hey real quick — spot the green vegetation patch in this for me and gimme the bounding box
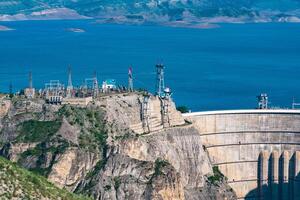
[58,105,109,181]
[207,166,225,185]
[147,158,170,185]
[114,132,137,141]
[104,185,111,191]
[16,120,62,143]
[58,105,86,126]
[0,156,91,200]
[113,176,121,191]
[18,140,70,176]
[58,105,105,127]
[58,105,107,151]
[86,160,106,179]
[154,159,170,176]
[176,105,189,113]
[146,158,171,186]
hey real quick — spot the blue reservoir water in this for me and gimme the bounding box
[0,20,300,111]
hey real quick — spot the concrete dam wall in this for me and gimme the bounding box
[184,110,300,200]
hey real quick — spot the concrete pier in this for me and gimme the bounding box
[258,151,269,200]
[271,151,279,200]
[281,151,290,200]
[294,151,300,200]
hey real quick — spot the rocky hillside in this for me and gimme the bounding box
[0,93,236,200]
[0,156,90,200]
[0,0,300,23]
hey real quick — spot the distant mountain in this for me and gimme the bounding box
[0,0,300,23]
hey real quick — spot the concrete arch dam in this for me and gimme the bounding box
[183,110,300,200]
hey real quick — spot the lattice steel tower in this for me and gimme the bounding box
[93,71,99,98]
[156,63,165,97]
[66,66,73,98]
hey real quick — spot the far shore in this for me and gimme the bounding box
[0,25,14,31]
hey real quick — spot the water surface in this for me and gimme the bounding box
[0,20,300,111]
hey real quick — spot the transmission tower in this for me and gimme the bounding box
[156,63,165,97]
[66,66,73,98]
[93,71,99,98]
[128,67,133,92]
[24,71,35,99]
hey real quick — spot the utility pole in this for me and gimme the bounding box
[155,63,165,97]
[128,66,133,92]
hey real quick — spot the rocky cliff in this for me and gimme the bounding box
[0,93,236,200]
[0,156,90,200]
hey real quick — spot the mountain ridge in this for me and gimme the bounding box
[0,0,300,23]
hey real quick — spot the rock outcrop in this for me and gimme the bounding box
[0,98,11,118]
[96,94,185,135]
[0,93,236,200]
[0,156,89,200]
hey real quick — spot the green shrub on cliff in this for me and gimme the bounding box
[208,166,225,185]
[154,159,170,176]
[176,105,189,113]
[0,156,91,200]
[147,158,171,185]
[16,120,62,143]
[58,105,107,149]
[113,176,121,191]
[18,140,70,176]
[58,105,86,126]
